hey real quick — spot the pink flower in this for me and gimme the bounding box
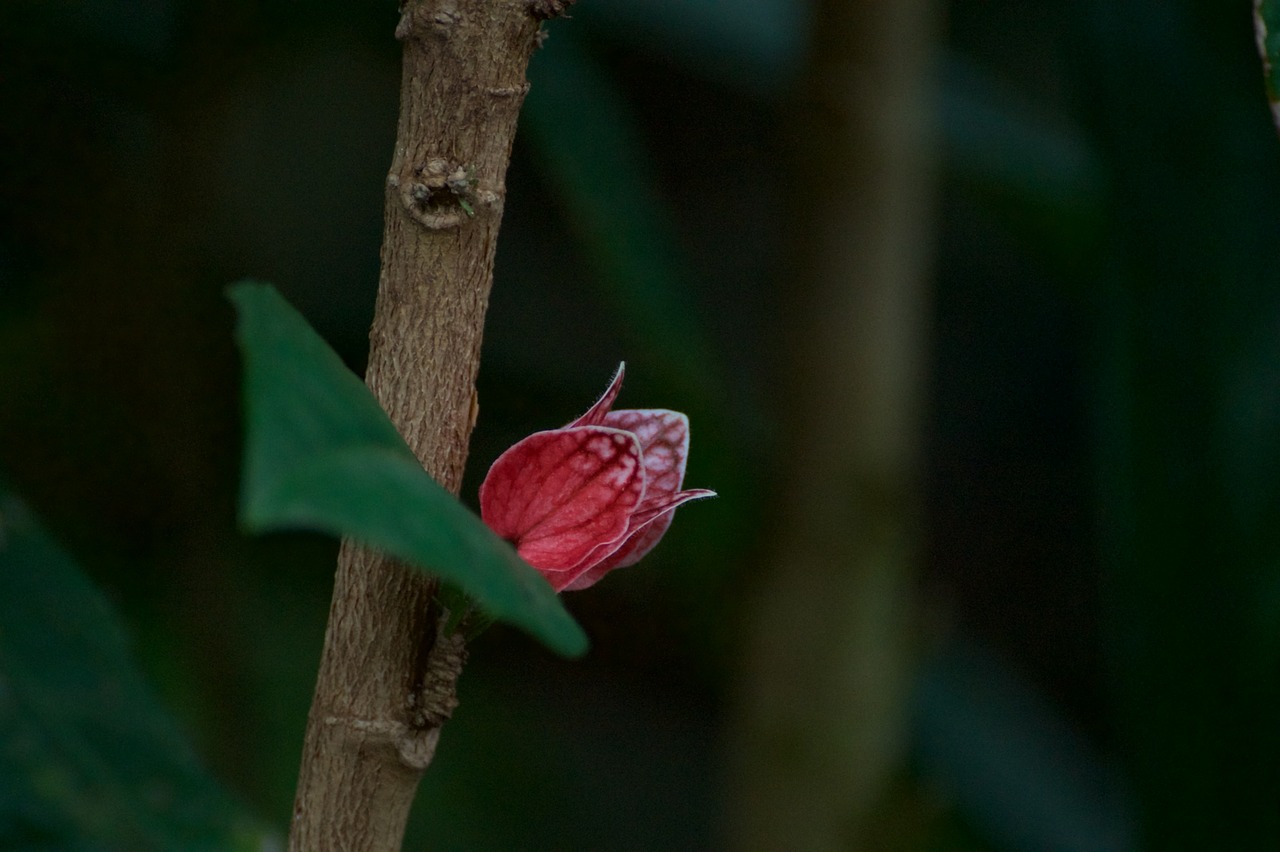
[479,363,715,592]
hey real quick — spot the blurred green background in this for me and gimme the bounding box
[2,0,1279,849]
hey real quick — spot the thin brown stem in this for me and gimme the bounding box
[288,3,552,849]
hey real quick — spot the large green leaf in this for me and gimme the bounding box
[227,281,587,658]
[0,484,270,851]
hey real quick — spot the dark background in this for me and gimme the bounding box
[2,0,1279,848]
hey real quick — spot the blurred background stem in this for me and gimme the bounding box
[730,0,938,848]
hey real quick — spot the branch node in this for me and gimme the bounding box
[528,0,576,21]
[396,1,461,41]
[395,727,442,771]
[396,158,500,230]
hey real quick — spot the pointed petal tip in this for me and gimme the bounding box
[606,361,626,396]
[570,361,628,427]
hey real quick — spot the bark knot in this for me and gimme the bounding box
[394,158,498,230]
[528,0,577,20]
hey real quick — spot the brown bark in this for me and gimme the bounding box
[288,3,554,849]
[730,0,938,849]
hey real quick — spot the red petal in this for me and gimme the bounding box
[602,409,689,508]
[561,488,716,591]
[559,410,711,591]
[479,426,645,576]
[568,362,625,428]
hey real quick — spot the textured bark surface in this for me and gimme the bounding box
[288,3,546,849]
[731,0,938,848]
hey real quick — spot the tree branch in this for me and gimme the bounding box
[730,0,938,848]
[288,2,554,849]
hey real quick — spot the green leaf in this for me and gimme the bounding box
[227,281,587,658]
[0,484,271,851]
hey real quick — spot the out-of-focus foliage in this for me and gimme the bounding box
[1257,0,1280,122]
[230,281,586,656]
[1080,2,1280,845]
[914,643,1134,852]
[0,483,270,851]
